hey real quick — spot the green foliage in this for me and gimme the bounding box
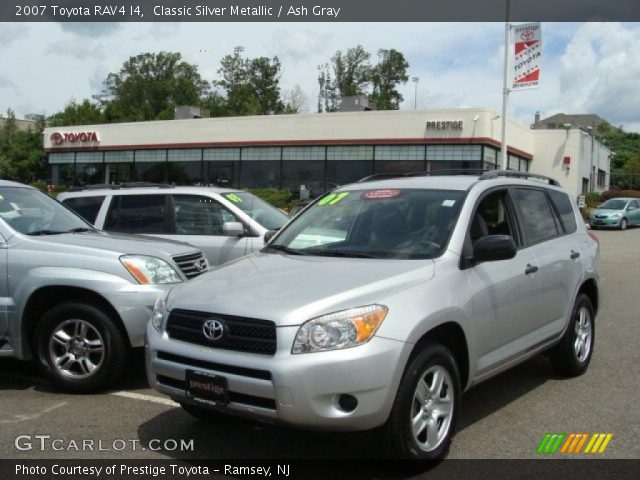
[600,189,640,201]
[0,110,47,183]
[215,47,286,116]
[97,52,210,122]
[48,99,104,127]
[30,181,67,197]
[598,121,640,188]
[584,192,602,208]
[248,188,294,209]
[317,45,409,112]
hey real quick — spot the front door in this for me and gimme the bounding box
[627,200,640,225]
[466,189,541,375]
[0,233,8,339]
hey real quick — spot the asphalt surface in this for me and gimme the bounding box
[0,228,639,462]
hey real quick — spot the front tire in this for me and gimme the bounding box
[620,218,628,230]
[550,294,595,377]
[34,302,129,393]
[379,343,461,460]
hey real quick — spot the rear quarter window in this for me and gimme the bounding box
[548,189,578,234]
[61,196,105,224]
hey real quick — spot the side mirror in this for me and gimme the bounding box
[222,221,245,237]
[473,235,517,262]
[264,229,279,243]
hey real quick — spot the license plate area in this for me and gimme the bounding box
[185,370,229,406]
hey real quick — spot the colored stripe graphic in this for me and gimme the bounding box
[540,433,613,454]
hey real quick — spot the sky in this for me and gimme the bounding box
[1,21,639,132]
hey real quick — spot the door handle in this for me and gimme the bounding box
[525,264,539,275]
[570,250,580,259]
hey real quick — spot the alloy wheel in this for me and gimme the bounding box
[48,319,105,378]
[574,306,593,363]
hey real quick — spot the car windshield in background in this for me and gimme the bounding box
[598,199,627,210]
[0,187,92,235]
[268,189,465,260]
[222,191,288,230]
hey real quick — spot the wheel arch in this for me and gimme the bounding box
[21,286,130,359]
[409,321,470,391]
[577,278,599,315]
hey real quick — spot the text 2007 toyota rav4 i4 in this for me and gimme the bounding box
[147,171,600,460]
[0,180,208,392]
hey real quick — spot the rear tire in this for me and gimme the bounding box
[550,294,595,377]
[378,343,461,460]
[34,302,129,393]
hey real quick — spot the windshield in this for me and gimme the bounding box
[221,191,288,230]
[598,199,627,210]
[267,188,465,259]
[0,187,92,235]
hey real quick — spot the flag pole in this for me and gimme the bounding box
[500,0,511,171]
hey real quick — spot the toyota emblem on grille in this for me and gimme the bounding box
[193,258,208,272]
[202,319,224,341]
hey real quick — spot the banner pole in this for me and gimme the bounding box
[500,0,511,171]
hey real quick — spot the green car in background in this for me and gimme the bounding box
[589,197,640,230]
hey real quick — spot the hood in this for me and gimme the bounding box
[168,252,435,326]
[24,231,198,257]
[591,208,622,216]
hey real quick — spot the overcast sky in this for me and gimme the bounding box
[1,22,639,131]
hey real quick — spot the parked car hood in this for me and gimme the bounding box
[22,231,198,257]
[591,208,622,216]
[168,252,435,326]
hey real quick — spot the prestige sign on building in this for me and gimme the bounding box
[511,22,541,90]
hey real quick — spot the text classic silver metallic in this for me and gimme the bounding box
[146,172,600,460]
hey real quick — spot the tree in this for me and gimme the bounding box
[48,99,104,126]
[370,49,409,110]
[215,46,285,116]
[98,52,210,122]
[0,109,47,183]
[317,45,372,112]
[283,85,308,113]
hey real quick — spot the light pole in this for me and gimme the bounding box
[500,0,511,171]
[412,77,419,109]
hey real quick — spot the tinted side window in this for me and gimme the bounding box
[104,195,169,234]
[548,189,577,234]
[62,196,105,224]
[514,188,559,244]
[173,195,240,236]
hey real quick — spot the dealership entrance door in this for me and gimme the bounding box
[207,162,234,187]
[105,164,133,185]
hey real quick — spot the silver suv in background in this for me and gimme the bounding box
[0,180,208,392]
[58,185,290,266]
[146,171,600,460]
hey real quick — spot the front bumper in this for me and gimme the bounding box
[590,217,621,228]
[103,284,172,347]
[146,323,410,431]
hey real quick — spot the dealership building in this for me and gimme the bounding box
[43,108,611,200]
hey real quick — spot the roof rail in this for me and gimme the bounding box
[357,169,491,183]
[67,182,174,192]
[478,170,560,186]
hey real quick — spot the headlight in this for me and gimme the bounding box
[292,305,388,354]
[150,292,169,332]
[610,213,621,219]
[120,255,182,285]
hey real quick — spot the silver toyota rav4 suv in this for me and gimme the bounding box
[0,180,208,392]
[146,171,600,460]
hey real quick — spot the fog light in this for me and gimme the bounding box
[337,394,358,412]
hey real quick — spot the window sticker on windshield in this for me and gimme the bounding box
[364,189,401,200]
[225,193,243,203]
[442,200,456,207]
[318,192,349,206]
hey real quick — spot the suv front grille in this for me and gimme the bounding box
[173,252,208,279]
[166,309,277,355]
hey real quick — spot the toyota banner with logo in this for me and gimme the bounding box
[511,22,541,90]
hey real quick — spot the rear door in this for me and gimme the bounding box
[513,187,583,335]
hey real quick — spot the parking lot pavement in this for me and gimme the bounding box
[1,228,639,461]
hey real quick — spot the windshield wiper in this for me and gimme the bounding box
[67,227,95,233]
[303,249,379,259]
[265,244,303,256]
[26,230,66,236]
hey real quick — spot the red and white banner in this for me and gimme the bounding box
[511,22,541,90]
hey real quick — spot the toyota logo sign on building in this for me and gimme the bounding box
[50,131,99,145]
